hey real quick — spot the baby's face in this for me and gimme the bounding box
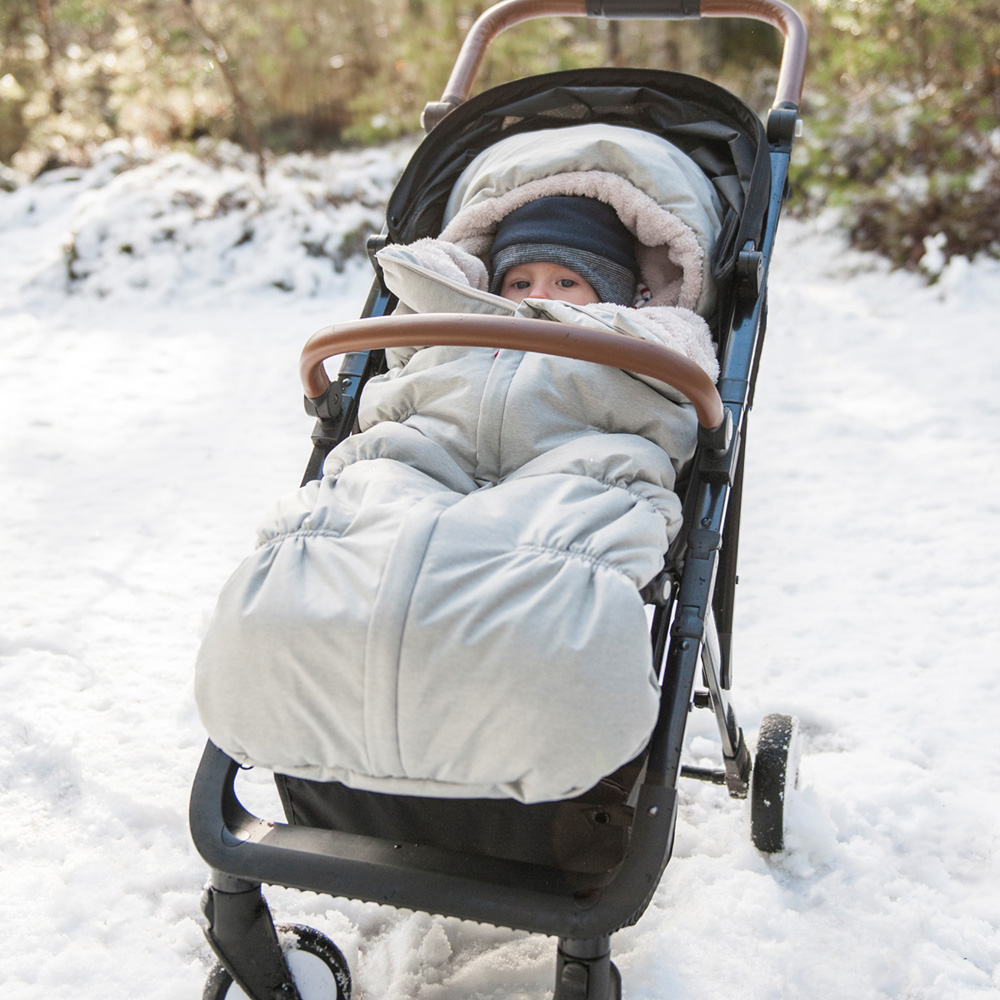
[498,262,600,306]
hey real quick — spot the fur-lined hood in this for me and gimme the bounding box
[436,123,725,317]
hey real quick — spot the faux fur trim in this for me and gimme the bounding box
[611,306,720,382]
[439,171,705,312]
[403,238,489,291]
[511,296,719,383]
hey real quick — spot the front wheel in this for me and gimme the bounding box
[750,713,800,853]
[204,924,352,1000]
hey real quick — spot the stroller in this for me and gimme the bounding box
[189,1,808,997]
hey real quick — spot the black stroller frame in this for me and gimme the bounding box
[190,2,808,998]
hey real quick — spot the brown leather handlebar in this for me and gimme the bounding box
[700,0,807,108]
[300,313,725,431]
[437,0,806,110]
[439,0,590,110]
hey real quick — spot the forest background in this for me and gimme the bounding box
[1,0,998,271]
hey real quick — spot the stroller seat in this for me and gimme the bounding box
[194,117,731,807]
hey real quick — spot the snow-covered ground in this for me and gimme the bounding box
[1,141,998,999]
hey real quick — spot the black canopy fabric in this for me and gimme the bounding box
[384,67,770,328]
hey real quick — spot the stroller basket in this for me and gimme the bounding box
[190,2,808,998]
[192,742,678,937]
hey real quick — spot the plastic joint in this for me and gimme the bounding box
[766,105,799,148]
[692,690,712,710]
[640,569,674,606]
[723,729,752,799]
[586,0,699,17]
[303,382,342,422]
[421,97,462,131]
[736,241,763,300]
[698,408,733,454]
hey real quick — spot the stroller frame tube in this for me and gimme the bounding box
[191,741,678,941]
[675,141,795,794]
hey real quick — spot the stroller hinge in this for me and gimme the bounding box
[766,105,799,149]
[680,731,750,798]
[640,568,674,606]
[680,764,727,785]
[723,730,752,798]
[366,232,388,277]
[737,240,764,300]
[697,406,734,455]
[421,97,462,131]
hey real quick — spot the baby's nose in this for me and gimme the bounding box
[529,284,551,299]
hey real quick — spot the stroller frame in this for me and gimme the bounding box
[190,2,807,998]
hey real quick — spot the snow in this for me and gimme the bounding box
[2,141,999,999]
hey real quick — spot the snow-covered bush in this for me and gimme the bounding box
[11,138,415,301]
[792,0,1000,272]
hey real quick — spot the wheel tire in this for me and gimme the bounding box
[203,923,352,1000]
[750,713,800,853]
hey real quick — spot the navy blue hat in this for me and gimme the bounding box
[489,196,638,306]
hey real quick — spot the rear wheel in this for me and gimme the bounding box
[750,713,800,853]
[203,924,351,1000]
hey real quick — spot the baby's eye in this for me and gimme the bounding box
[555,278,578,288]
[509,279,531,290]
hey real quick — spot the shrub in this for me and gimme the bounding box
[793,0,1000,269]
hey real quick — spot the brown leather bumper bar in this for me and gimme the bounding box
[300,312,725,431]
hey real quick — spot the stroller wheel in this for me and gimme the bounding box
[203,924,352,1000]
[750,714,800,853]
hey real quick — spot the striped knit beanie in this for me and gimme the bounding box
[488,196,638,306]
